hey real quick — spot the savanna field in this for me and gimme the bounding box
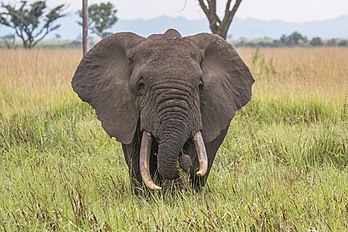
[0,47,347,230]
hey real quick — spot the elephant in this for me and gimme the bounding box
[72,29,254,192]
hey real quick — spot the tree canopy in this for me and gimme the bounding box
[0,0,65,49]
[78,2,118,39]
[280,32,307,47]
[310,37,323,47]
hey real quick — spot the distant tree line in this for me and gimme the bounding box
[233,31,348,48]
[1,1,347,49]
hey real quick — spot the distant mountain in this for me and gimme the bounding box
[1,15,348,40]
[230,15,348,39]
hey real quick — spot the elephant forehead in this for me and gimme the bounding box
[147,61,201,78]
[131,39,201,79]
[144,54,202,79]
[134,38,195,61]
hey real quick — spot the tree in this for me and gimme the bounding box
[198,0,242,40]
[338,40,348,47]
[280,32,307,47]
[326,39,337,47]
[309,37,323,47]
[0,33,15,48]
[0,1,65,49]
[78,2,118,39]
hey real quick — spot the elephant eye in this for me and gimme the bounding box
[199,80,204,91]
[138,79,144,88]
[137,78,146,95]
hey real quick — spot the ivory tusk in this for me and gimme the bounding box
[193,131,208,176]
[139,131,161,190]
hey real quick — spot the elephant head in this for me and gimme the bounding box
[72,29,254,190]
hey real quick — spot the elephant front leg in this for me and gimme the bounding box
[122,142,143,193]
[122,132,160,193]
[187,127,230,190]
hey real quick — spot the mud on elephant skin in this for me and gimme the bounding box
[72,29,254,192]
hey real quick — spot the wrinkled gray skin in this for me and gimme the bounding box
[72,29,254,191]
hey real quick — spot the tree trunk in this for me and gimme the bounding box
[210,24,229,40]
[22,40,28,49]
[198,0,243,40]
[98,30,104,39]
[82,0,88,55]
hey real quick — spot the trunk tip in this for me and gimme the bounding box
[158,165,179,180]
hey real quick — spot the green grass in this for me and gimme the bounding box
[0,48,347,231]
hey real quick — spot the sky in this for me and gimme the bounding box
[4,0,348,22]
[44,0,348,23]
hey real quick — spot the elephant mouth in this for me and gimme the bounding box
[139,131,208,190]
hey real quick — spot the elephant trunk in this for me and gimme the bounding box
[140,80,207,183]
[157,120,190,180]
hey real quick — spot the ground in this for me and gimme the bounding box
[0,47,347,230]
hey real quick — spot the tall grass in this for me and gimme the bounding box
[0,48,347,231]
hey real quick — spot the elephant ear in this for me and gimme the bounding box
[186,33,254,143]
[72,33,144,144]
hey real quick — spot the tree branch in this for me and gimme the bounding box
[208,0,216,17]
[198,0,209,16]
[223,0,242,23]
[222,0,242,29]
[32,24,59,47]
[198,0,221,30]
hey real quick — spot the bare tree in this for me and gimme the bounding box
[198,0,242,40]
[82,0,88,55]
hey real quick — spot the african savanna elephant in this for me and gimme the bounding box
[72,29,254,191]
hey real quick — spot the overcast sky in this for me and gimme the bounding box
[6,0,348,22]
